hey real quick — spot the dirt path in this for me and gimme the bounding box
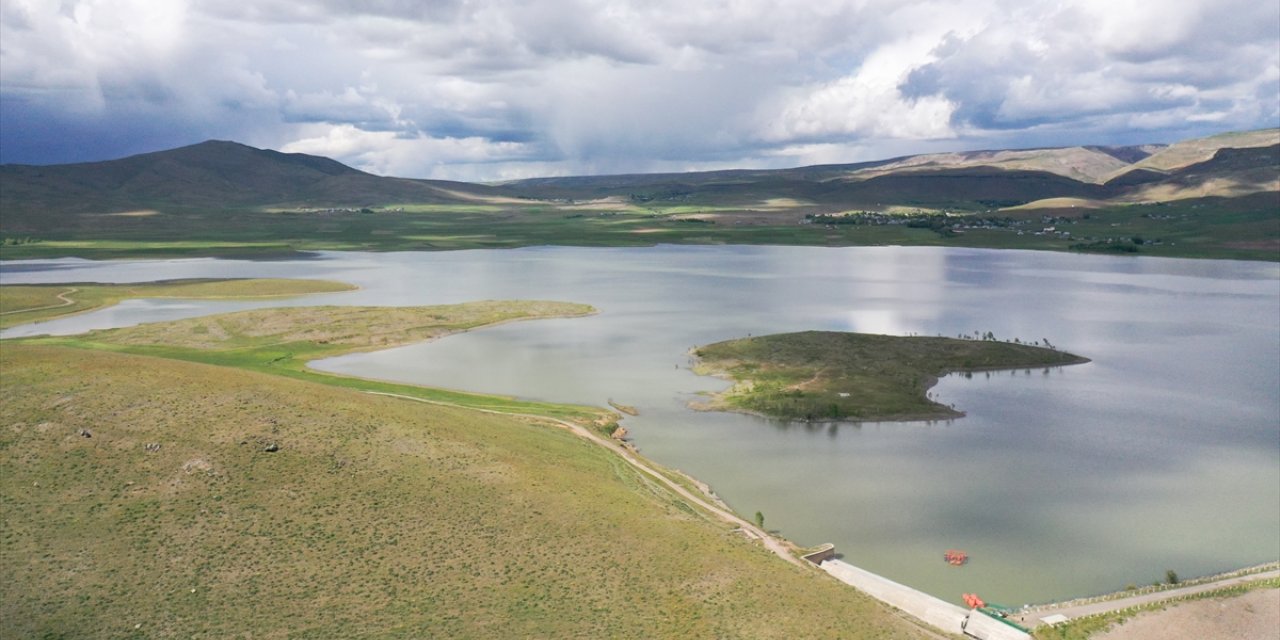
[0,287,78,316]
[364,390,805,568]
[1017,569,1280,627]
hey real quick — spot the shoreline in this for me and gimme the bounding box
[0,278,360,331]
[2,239,1276,264]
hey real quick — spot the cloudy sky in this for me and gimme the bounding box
[2,0,1277,181]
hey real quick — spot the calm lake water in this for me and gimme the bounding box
[3,246,1278,606]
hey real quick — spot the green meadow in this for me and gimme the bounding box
[2,192,1274,261]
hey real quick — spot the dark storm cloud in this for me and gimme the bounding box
[1,0,1276,180]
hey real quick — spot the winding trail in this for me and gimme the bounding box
[363,390,804,568]
[0,287,79,316]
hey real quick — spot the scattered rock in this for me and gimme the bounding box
[144,443,162,452]
[78,428,92,438]
[182,458,214,474]
[263,442,279,452]
[610,426,629,440]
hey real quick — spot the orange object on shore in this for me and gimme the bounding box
[944,549,968,565]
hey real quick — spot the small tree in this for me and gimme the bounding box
[1165,569,1179,585]
[754,511,765,529]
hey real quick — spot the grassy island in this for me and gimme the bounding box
[0,278,358,329]
[0,301,932,638]
[693,330,1089,422]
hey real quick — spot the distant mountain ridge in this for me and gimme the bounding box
[1,129,1276,218]
[0,140,512,214]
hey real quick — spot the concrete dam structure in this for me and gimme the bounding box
[817,558,1030,640]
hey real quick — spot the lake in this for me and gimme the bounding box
[3,245,1277,606]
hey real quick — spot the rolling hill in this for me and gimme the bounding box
[499,129,1276,209]
[0,140,519,215]
[0,128,1274,260]
[3,130,1276,218]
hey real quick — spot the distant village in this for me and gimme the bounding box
[805,210,1170,253]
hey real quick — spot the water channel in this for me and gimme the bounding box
[3,245,1277,606]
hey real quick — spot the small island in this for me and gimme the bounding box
[692,330,1089,422]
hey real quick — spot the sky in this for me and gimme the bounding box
[1,0,1278,182]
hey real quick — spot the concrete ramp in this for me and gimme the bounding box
[962,610,1032,640]
[821,560,968,632]
[820,559,1029,640]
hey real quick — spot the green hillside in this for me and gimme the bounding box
[0,340,927,639]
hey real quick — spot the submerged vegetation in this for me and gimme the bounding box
[693,330,1089,422]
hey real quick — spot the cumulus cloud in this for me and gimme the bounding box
[1,0,1277,177]
[900,0,1280,137]
[280,123,536,180]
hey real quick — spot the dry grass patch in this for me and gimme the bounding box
[96,300,594,351]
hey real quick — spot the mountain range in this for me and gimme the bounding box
[1,129,1276,221]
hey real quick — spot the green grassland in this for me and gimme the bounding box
[0,341,930,639]
[693,331,1090,421]
[0,278,357,329]
[1,192,1274,261]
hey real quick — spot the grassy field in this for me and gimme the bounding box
[0,278,357,329]
[1,192,1274,261]
[693,331,1089,421]
[0,341,931,639]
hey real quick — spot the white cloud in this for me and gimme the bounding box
[2,0,1277,176]
[280,123,535,179]
[766,33,960,142]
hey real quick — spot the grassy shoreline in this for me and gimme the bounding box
[0,278,358,329]
[19,300,611,423]
[1,342,931,639]
[0,298,943,637]
[2,292,1269,637]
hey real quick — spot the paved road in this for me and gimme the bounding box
[1019,569,1280,627]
